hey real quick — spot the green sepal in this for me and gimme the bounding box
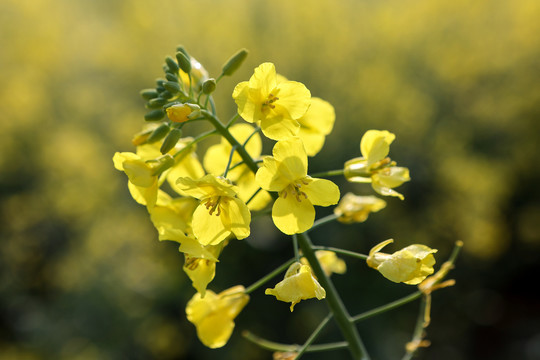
[140,89,159,100]
[164,81,181,94]
[147,123,171,143]
[160,128,183,154]
[165,56,179,73]
[202,78,216,94]
[144,109,166,121]
[222,48,248,76]
[176,52,192,74]
[147,97,168,109]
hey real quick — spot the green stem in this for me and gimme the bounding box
[244,258,296,295]
[295,313,333,359]
[242,331,348,353]
[352,292,422,322]
[310,213,339,231]
[402,296,428,360]
[292,234,300,262]
[310,169,344,178]
[246,187,262,206]
[226,113,240,128]
[311,246,368,261]
[202,110,261,175]
[296,232,370,360]
[223,144,237,178]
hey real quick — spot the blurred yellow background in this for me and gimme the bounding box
[1,0,539,359]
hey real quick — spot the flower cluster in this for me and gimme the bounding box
[113,46,453,357]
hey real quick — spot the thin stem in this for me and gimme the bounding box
[309,169,345,178]
[226,113,240,128]
[242,125,261,145]
[292,234,300,262]
[173,129,217,160]
[223,144,237,178]
[242,331,349,353]
[352,292,422,322]
[296,232,370,360]
[310,213,339,231]
[246,187,262,206]
[202,110,261,176]
[312,246,368,261]
[402,296,429,360]
[208,97,217,115]
[295,313,333,359]
[244,258,296,295]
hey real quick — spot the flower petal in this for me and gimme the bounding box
[273,138,308,180]
[360,130,395,165]
[274,81,311,120]
[220,197,251,240]
[260,114,300,140]
[303,178,340,207]
[192,205,231,245]
[272,195,315,235]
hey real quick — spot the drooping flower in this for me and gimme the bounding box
[265,262,326,311]
[113,152,173,208]
[232,62,311,140]
[301,250,346,277]
[256,137,340,234]
[334,193,387,223]
[186,285,249,348]
[344,130,410,200]
[366,239,437,285]
[176,174,251,245]
[203,124,271,210]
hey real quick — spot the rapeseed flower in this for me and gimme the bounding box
[256,137,340,234]
[334,193,387,223]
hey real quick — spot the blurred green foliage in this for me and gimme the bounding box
[1,0,539,359]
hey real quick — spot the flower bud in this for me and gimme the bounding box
[163,81,181,94]
[146,123,170,144]
[165,56,179,73]
[334,193,386,223]
[165,73,178,82]
[160,128,183,154]
[176,51,192,74]
[147,97,167,109]
[166,103,192,123]
[140,88,158,100]
[131,128,154,146]
[176,45,190,60]
[202,78,216,94]
[144,109,166,121]
[343,157,371,182]
[222,48,248,76]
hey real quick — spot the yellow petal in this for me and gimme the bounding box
[274,81,311,120]
[256,157,290,192]
[232,81,258,124]
[192,205,230,245]
[360,130,395,165]
[260,114,300,140]
[184,257,216,297]
[302,178,340,207]
[249,62,277,96]
[220,197,251,240]
[272,138,308,180]
[272,195,315,235]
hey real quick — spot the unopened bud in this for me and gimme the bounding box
[144,109,166,121]
[163,81,181,94]
[140,89,158,100]
[166,103,192,123]
[176,45,190,60]
[147,124,170,143]
[165,56,179,73]
[147,97,167,109]
[176,52,192,74]
[202,78,216,94]
[160,128,183,154]
[222,48,248,76]
[165,73,178,82]
[149,154,175,176]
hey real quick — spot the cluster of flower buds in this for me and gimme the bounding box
[113,45,446,354]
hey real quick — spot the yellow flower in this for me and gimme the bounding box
[367,239,437,285]
[265,262,326,311]
[232,62,311,140]
[176,174,251,245]
[301,251,346,276]
[113,152,172,208]
[166,103,192,123]
[183,243,224,297]
[256,137,340,234]
[296,97,336,157]
[344,130,410,200]
[186,285,249,349]
[334,193,387,223]
[203,124,271,210]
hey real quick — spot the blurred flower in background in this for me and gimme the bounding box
[1,0,539,359]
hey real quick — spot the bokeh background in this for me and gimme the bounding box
[1,0,539,359]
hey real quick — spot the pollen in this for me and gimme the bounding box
[204,197,222,216]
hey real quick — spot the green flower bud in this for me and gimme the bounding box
[147,123,170,143]
[176,52,192,74]
[202,78,216,94]
[166,73,178,82]
[140,89,159,100]
[147,97,168,109]
[160,128,183,154]
[165,56,179,73]
[144,109,166,121]
[222,48,248,76]
[163,81,181,94]
[176,45,190,60]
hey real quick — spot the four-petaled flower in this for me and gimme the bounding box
[232,62,311,140]
[176,174,251,245]
[256,137,340,234]
[367,239,437,285]
[344,130,410,199]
